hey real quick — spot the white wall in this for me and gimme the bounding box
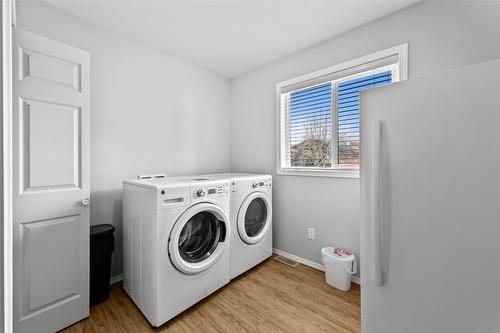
[17,1,232,278]
[230,1,500,274]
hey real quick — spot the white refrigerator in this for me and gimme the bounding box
[360,59,500,333]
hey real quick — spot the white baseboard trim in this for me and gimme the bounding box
[273,248,360,285]
[273,248,324,271]
[108,252,361,286]
[110,274,124,285]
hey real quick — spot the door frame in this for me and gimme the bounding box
[2,1,14,332]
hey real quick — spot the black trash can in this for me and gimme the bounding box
[90,224,115,306]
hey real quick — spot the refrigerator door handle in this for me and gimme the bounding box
[371,120,383,286]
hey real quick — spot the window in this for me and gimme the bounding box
[277,44,408,178]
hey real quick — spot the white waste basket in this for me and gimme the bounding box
[321,247,357,291]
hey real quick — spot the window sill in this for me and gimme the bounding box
[277,168,360,179]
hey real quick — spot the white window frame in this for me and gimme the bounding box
[276,43,408,178]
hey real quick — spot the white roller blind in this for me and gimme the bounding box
[280,64,396,171]
[337,69,393,165]
[288,82,333,168]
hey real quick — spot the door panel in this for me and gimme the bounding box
[19,48,82,91]
[22,216,81,312]
[13,29,90,333]
[22,99,81,189]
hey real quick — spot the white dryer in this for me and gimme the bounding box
[203,173,272,279]
[122,178,230,327]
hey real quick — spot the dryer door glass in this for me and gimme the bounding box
[178,211,224,263]
[245,198,268,237]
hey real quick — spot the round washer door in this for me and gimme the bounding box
[169,203,228,275]
[237,192,272,245]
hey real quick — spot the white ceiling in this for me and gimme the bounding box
[42,0,419,78]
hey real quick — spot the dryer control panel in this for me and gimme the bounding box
[230,177,272,195]
[251,179,272,189]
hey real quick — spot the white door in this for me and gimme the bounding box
[12,29,90,333]
[360,59,500,333]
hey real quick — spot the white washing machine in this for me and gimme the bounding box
[203,173,272,279]
[122,177,230,327]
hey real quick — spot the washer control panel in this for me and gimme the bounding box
[193,184,227,198]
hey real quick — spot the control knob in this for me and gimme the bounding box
[252,182,259,188]
[196,189,206,197]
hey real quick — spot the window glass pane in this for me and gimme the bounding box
[244,198,268,237]
[289,82,332,167]
[337,70,392,165]
[178,212,220,263]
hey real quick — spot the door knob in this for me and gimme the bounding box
[81,198,91,206]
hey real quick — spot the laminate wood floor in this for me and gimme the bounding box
[61,257,360,332]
